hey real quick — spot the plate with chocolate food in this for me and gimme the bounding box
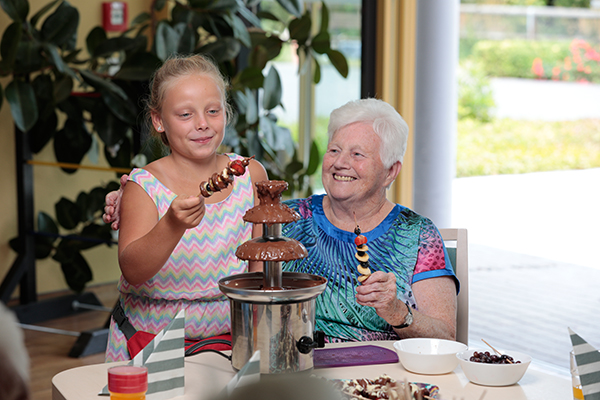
[329,374,439,400]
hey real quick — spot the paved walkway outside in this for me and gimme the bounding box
[453,168,600,374]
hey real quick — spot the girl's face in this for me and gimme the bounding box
[152,74,226,161]
[322,121,394,205]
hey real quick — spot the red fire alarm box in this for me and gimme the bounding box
[102,2,128,32]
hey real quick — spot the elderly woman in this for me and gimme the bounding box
[104,98,458,343]
[281,98,458,342]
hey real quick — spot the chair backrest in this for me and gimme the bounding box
[439,228,469,345]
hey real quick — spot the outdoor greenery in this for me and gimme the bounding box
[456,118,600,176]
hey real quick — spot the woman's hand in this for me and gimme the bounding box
[355,271,405,325]
[356,272,457,340]
[103,174,128,230]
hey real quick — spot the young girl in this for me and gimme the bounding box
[105,54,268,362]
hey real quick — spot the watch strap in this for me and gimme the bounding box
[391,302,413,329]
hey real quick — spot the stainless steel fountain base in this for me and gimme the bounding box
[219,272,327,374]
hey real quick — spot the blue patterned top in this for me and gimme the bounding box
[282,195,458,342]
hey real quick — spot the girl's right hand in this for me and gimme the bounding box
[164,195,206,230]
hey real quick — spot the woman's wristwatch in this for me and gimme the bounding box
[391,302,413,329]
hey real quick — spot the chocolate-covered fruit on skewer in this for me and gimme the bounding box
[198,156,255,197]
[354,219,372,283]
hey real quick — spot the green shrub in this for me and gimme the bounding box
[457,118,600,177]
[471,39,571,78]
[458,61,496,121]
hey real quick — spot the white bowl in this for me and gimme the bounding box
[457,349,532,386]
[393,338,468,375]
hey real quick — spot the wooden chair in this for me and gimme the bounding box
[439,228,469,345]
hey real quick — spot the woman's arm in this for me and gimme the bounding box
[355,273,457,340]
[118,182,205,285]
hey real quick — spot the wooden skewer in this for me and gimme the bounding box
[481,339,513,364]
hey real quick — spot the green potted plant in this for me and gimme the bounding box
[1,0,348,293]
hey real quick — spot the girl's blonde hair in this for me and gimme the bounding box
[146,53,232,146]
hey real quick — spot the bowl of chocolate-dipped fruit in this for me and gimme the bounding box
[457,349,531,386]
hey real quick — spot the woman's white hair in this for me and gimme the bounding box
[327,98,409,168]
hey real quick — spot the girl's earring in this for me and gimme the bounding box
[157,126,162,132]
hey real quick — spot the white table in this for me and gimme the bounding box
[52,341,571,400]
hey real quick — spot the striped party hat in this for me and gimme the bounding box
[569,327,600,400]
[101,309,185,400]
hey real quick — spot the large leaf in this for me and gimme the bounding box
[76,192,91,222]
[319,2,329,34]
[53,74,74,104]
[243,88,258,125]
[0,22,22,69]
[262,66,282,111]
[27,111,57,153]
[34,211,58,259]
[223,13,251,48]
[313,56,321,84]
[311,31,330,55]
[43,43,78,79]
[78,223,113,250]
[53,118,92,171]
[55,197,80,230]
[197,37,241,63]
[0,0,29,22]
[99,87,137,125]
[30,0,60,28]
[14,38,44,73]
[275,0,302,18]
[175,23,196,55]
[5,79,38,132]
[91,100,129,146]
[92,37,139,58]
[56,248,92,293]
[232,66,264,90]
[249,31,282,65]
[155,22,180,61]
[236,1,262,28]
[40,1,79,47]
[32,74,54,119]
[79,69,128,100]
[86,26,107,57]
[288,12,311,47]
[327,49,349,78]
[306,140,321,176]
[204,0,237,12]
[114,52,162,81]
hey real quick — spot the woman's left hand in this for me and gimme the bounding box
[355,271,405,324]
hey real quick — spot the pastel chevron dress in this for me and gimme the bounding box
[282,195,458,343]
[105,154,255,361]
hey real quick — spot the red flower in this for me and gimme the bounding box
[531,58,544,78]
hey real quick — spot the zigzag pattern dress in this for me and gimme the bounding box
[105,154,254,361]
[282,195,458,343]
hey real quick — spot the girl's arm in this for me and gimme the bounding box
[117,182,205,285]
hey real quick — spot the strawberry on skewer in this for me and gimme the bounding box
[198,156,255,197]
[354,212,372,284]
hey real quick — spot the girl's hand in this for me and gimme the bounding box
[355,271,405,324]
[164,195,205,230]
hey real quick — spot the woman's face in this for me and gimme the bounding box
[322,121,393,205]
[152,74,225,160]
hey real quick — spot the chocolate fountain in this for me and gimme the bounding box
[219,180,327,374]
